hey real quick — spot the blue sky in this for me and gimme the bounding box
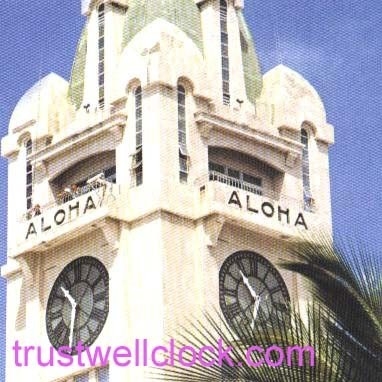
[0,0,381,380]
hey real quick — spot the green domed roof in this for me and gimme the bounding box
[68,22,88,110]
[67,4,262,109]
[122,0,203,52]
[237,11,263,102]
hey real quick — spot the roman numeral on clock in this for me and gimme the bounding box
[224,289,237,298]
[228,270,240,282]
[93,291,107,303]
[227,302,241,318]
[61,274,72,290]
[74,264,81,282]
[55,320,69,343]
[237,259,247,274]
[90,273,102,287]
[269,286,281,295]
[92,307,105,323]
[48,308,62,321]
[249,260,257,277]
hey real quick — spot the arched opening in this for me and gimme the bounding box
[220,0,230,105]
[50,150,116,204]
[208,147,283,198]
[98,3,105,109]
[131,85,143,186]
[301,127,314,211]
[178,84,188,183]
[25,139,33,210]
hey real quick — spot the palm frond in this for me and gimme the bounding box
[152,301,376,381]
[154,234,382,381]
[281,233,382,370]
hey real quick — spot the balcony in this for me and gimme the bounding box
[196,171,319,239]
[208,170,263,196]
[11,179,123,257]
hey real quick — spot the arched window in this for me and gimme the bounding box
[220,0,230,105]
[178,85,189,182]
[25,139,33,210]
[301,128,313,210]
[132,86,143,186]
[98,3,105,109]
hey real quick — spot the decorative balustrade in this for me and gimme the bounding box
[21,177,117,223]
[196,171,312,213]
[208,170,263,196]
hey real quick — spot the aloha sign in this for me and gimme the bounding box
[25,195,99,240]
[228,191,308,230]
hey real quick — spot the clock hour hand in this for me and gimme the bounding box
[239,270,258,300]
[60,287,76,307]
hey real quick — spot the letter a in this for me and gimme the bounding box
[228,191,242,209]
[25,223,37,240]
[84,196,96,214]
[295,213,308,230]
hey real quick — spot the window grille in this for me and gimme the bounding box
[220,0,230,105]
[301,128,314,211]
[25,139,33,210]
[178,85,189,182]
[98,3,105,109]
[133,86,143,186]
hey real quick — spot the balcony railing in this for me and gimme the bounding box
[22,176,117,222]
[208,170,263,196]
[197,171,313,213]
[57,176,114,205]
[192,171,320,236]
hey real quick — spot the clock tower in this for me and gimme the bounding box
[1,1,334,381]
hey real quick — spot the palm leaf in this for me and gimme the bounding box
[153,235,381,381]
[281,234,382,377]
[153,303,368,381]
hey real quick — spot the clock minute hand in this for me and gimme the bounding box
[239,271,262,330]
[239,270,258,299]
[68,301,77,348]
[251,295,262,330]
[61,287,77,348]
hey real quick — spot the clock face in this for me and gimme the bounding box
[219,251,290,332]
[46,256,109,353]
